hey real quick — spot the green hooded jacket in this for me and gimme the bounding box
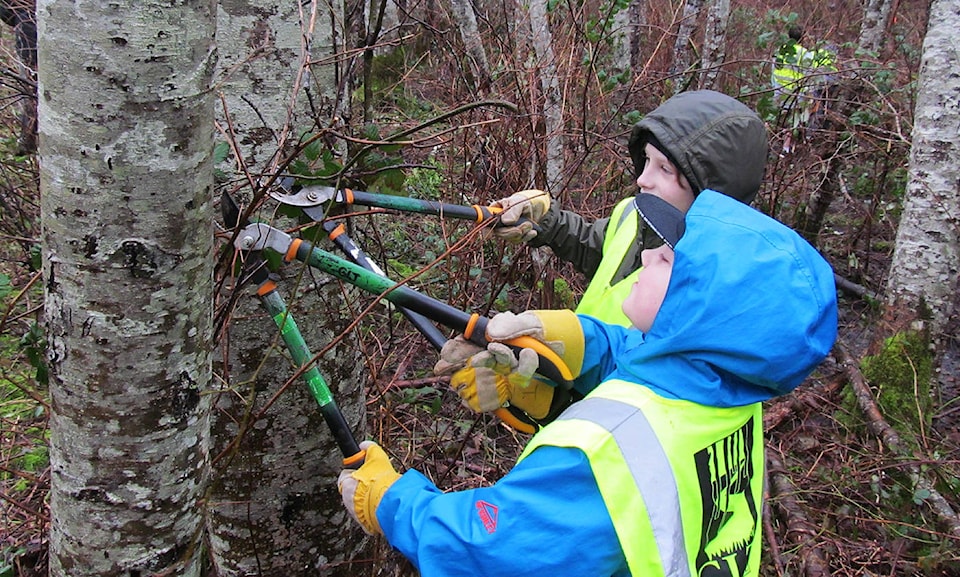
[529,90,769,290]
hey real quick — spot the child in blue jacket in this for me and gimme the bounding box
[339,191,838,577]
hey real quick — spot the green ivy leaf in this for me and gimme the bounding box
[0,273,11,300]
[213,141,231,164]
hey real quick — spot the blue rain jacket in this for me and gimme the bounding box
[376,190,838,576]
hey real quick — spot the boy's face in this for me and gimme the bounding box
[623,245,674,332]
[636,143,696,212]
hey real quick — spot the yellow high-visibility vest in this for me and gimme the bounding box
[773,42,837,92]
[576,197,640,326]
[520,380,765,577]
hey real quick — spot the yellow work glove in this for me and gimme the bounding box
[433,336,485,377]
[435,336,510,412]
[337,441,401,535]
[451,342,556,419]
[434,310,585,420]
[492,189,551,243]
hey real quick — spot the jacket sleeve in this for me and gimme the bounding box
[570,315,641,396]
[528,202,611,279]
[376,446,627,577]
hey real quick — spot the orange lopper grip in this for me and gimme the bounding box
[342,448,367,469]
[494,407,538,435]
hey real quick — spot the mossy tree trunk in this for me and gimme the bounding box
[883,0,959,339]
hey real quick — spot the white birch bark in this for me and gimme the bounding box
[699,0,729,90]
[885,0,960,337]
[670,0,704,94]
[38,1,217,575]
[216,0,341,172]
[858,0,895,55]
[527,0,565,192]
[610,2,632,76]
[450,0,492,90]
[211,1,369,574]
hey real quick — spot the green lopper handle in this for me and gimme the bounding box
[259,285,365,467]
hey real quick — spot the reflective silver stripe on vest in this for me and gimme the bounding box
[619,197,638,228]
[557,397,691,577]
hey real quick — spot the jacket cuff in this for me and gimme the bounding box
[527,201,561,247]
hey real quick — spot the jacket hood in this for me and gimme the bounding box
[615,190,838,406]
[629,90,768,204]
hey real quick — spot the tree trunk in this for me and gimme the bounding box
[527,0,565,192]
[367,0,399,53]
[38,1,217,575]
[628,0,647,73]
[210,1,371,574]
[1,0,37,154]
[873,0,960,495]
[362,0,387,122]
[793,145,840,244]
[610,0,633,77]
[884,0,960,337]
[209,285,369,575]
[858,0,896,55]
[449,0,492,92]
[215,0,332,172]
[699,0,729,90]
[670,0,704,94]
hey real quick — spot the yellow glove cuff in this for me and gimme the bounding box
[531,309,584,376]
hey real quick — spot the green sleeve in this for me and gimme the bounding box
[528,202,610,279]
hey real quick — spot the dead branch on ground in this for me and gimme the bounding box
[766,450,833,577]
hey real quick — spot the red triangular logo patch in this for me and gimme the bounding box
[475,500,498,534]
